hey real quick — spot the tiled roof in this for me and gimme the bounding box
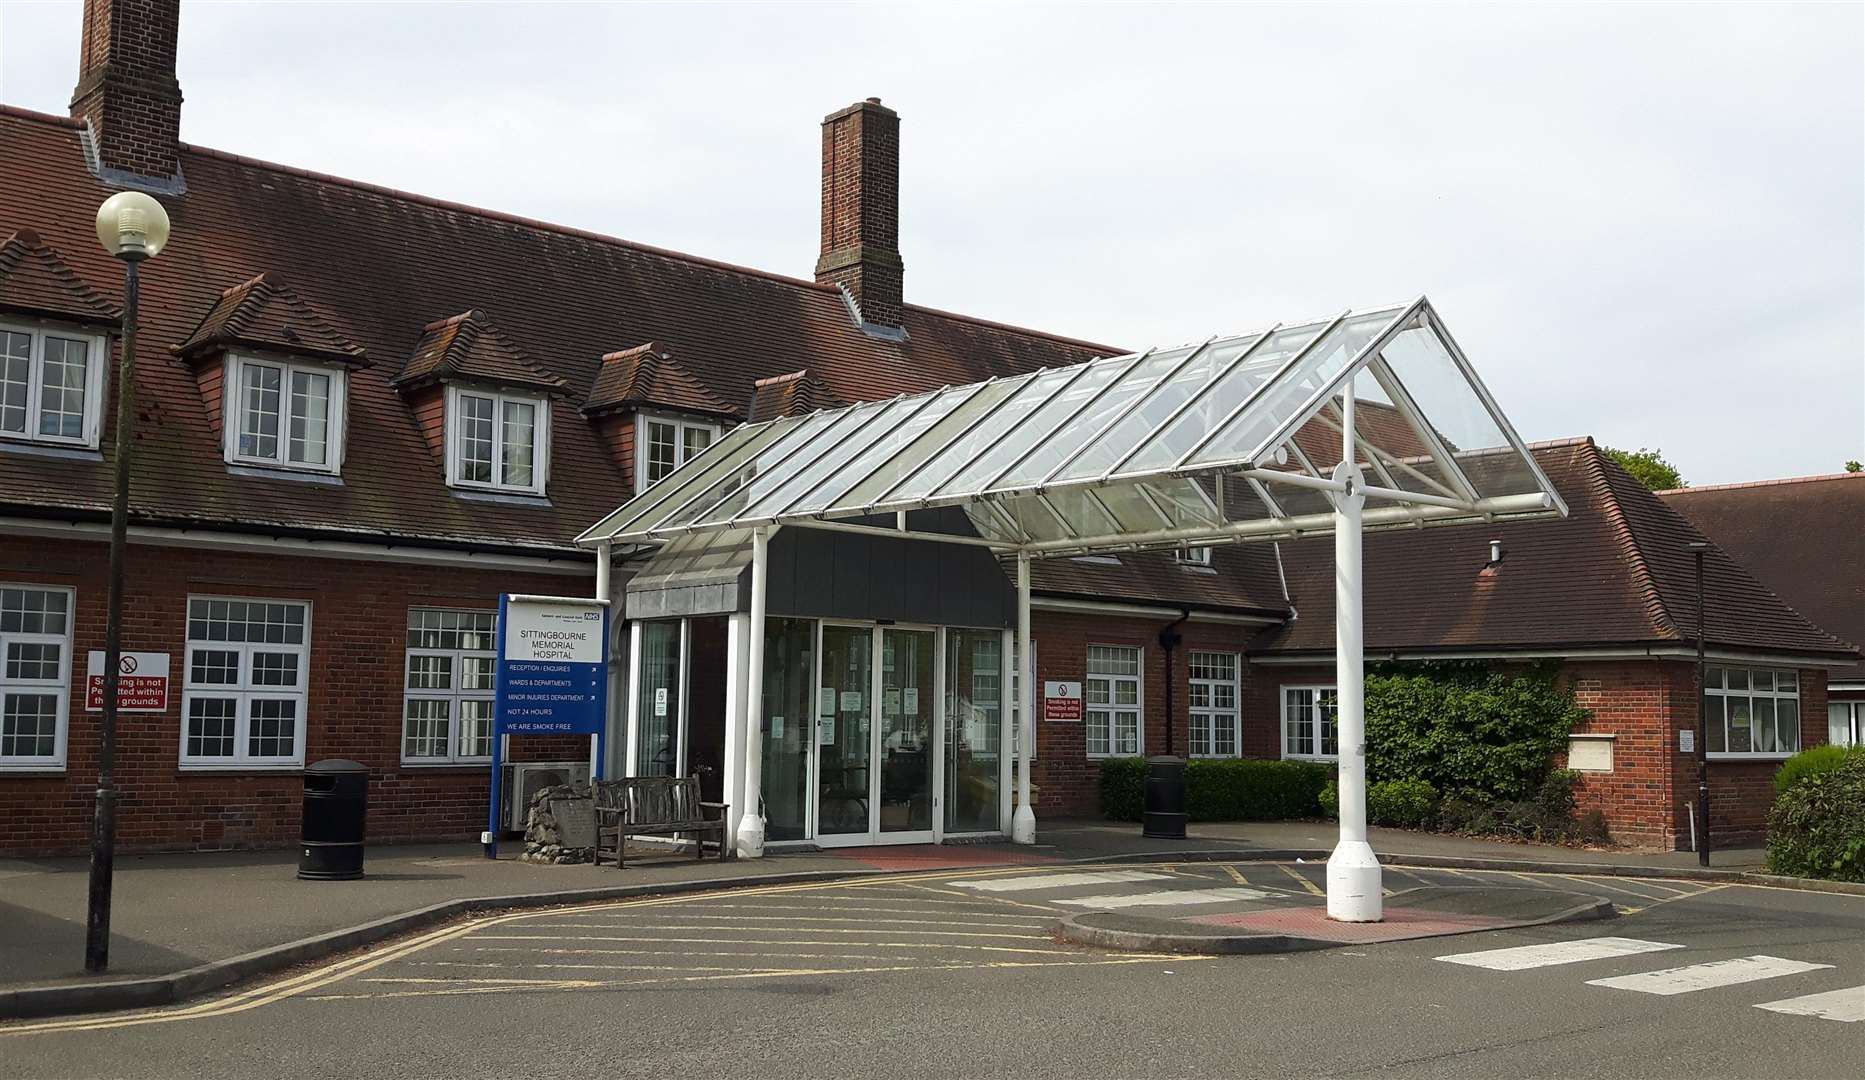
[1254,439,1857,660]
[1029,545,1292,618]
[0,229,119,324]
[174,273,368,367]
[395,309,566,394]
[747,369,844,421]
[1661,472,1865,680]
[584,343,736,419]
[0,106,1113,557]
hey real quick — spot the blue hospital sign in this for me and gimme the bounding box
[495,595,607,735]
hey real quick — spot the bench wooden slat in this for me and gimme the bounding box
[591,775,729,868]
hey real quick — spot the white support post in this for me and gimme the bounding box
[592,541,611,780]
[1328,385,1382,921]
[1012,551,1037,845]
[735,526,770,858]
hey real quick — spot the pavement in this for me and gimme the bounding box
[0,818,1769,998]
[2,859,1861,1079]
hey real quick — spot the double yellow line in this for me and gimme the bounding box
[1,863,1058,1037]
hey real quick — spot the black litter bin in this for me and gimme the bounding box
[300,758,368,880]
[1142,755,1188,839]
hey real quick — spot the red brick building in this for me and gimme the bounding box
[0,1,1852,856]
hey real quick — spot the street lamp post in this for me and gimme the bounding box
[87,191,171,973]
[1689,540,1711,867]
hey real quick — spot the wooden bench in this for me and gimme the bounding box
[592,775,729,868]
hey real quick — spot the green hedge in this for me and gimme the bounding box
[1099,758,1331,822]
[1319,778,1439,827]
[1775,745,1862,796]
[1768,752,1865,882]
[1365,664,1586,802]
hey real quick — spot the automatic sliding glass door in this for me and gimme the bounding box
[944,630,1002,834]
[818,625,873,836]
[878,628,935,839]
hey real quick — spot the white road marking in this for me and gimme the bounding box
[1434,937,1684,971]
[1056,887,1271,909]
[1754,985,1865,1022]
[1587,955,1833,996]
[945,870,1172,893]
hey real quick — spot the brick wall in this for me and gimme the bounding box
[0,534,593,855]
[1026,610,1256,815]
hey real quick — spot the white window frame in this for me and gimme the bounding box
[1705,665,1802,760]
[1188,650,1240,758]
[222,353,347,474]
[1830,700,1861,749]
[401,607,497,766]
[0,584,74,771]
[180,594,312,769]
[634,411,720,492]
[1281,684,1339,761]
[1173,545,1213,568]
[0,319,109,450]
[445,384,550,495]
[1084,644,1143,758]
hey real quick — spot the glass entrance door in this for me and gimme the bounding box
[878,628,935,839]
[944,630,1002,834]
[817,625,873,836]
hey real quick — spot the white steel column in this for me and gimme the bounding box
[735,526,770,858]
[1327,385,1382,921]
[623,620,643,778]
[594,541,614,780]
[1012,551,1037,844]
[722,613,750,850]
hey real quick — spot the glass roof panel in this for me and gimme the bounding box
[929,366,1086,495]
[1138,478,1222,530]
[1044,333,1267,484]
[989,348,1191,491]
[931,360,1130,496]
[648,407,848,533]
[1110,321,1332,477]
[1091,483,1174,532]
[1375,324,1543,499]
[579,421,767,541]
[714,397,909,523]
[999,496,1073,543]
[881,374,1049,503]
[839,379,1025,508]
[1182,307,1406,470]
[774,385,980,517]
[1043,486,1123,537]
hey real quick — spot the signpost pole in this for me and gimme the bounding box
[486,593,509,860]
[1327,383,1382,922]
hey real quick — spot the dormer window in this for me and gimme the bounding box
[446,385,549,495]
[0,321,108,449]
[638,412,718,489]
[225,355,346,473]
[1174,545,1213,567]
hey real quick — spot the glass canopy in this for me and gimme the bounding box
[577,297,1567,558]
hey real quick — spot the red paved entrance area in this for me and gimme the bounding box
[826,845,1061,871]
[1186,904,1515,943]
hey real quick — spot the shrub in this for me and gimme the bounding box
[1768,753,1865,882]
[1364,664,1586,803]
[1319,779,1339,818]
[1774,745,1861,796]
[1098,758,1332,822]
[1367,778,1439,827]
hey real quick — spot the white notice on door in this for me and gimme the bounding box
[839,690,863,713]
[819,715,836,745]
[770,715,784,739]
[654,687,668,717]
[902,687,919,716]
[883,689,901,716]
[820,687,835,716]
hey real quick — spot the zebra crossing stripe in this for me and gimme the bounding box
[1056,887,1271,909]
[1586,955,1833,996]
[1434,937,1683,971]
[1754,986,1865,1022]
[946,870,1172,893]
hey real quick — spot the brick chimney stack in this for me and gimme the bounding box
[70,0,185,183]
[815,97,904,330]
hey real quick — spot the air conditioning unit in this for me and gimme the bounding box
[505,762,592,831]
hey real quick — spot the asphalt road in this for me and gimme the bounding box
[3,862,1860,1080]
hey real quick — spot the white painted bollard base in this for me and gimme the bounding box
[1326,840,1383,922]
[735,815,765,859]
[1011,805,1037,845]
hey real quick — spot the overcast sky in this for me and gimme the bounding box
[3,1,1860,483]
